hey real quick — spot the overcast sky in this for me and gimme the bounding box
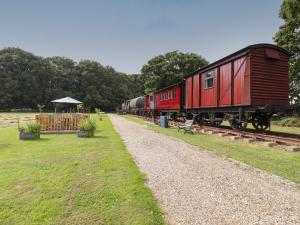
[0,0,283,74]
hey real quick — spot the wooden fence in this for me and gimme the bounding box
[36,113,89,133]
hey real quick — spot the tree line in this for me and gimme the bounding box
[0,48,145,111]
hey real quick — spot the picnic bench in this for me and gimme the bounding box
[178,119,194,134]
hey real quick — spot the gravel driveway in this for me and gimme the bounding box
[109,114,300,225]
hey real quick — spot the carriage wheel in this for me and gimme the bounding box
[252,114,269,131]
[230,119,242,130]
[229,119,247,130]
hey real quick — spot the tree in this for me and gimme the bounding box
[128,74,145,97]
[141,51,208,93]
[0,48,50,109]
[274,0,300,104]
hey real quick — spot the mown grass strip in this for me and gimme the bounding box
[124,115,300,184]
[0,114,165,225]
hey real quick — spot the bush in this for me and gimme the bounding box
[79,118,97,137]
[272,116,300,127]
[95,108,101,114]
[19,122,41,139]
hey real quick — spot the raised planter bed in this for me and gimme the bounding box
[77,131,88,137]
[19,132,40,140]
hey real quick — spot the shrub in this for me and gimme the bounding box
[19,122,41,139]
[272,116,300,127]
[79,118,97,137]
[95,108,101,114]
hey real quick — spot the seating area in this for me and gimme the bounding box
[178,119,194,134]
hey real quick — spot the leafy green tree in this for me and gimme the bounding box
[44,56,76,103]
[0,48,49,109]
[274,0,300,104]
[141,51,208,93]
[128,74,145,97]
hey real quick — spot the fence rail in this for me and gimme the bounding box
[36,113,89,132]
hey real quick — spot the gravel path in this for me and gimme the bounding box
[109,114,300,225]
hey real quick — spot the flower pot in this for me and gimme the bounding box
[77,131,88,137]
[19,132,36,140]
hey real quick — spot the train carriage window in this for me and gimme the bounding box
[204,71,214,89]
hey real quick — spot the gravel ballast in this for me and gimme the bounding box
[109,114,300,225]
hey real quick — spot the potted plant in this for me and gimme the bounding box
[78,118,97,137]
[94,108,102,121]
[19,122,41,140]
[37,104,45,114]
[77,104,84,113]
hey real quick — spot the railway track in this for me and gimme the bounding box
[135,115,300,152]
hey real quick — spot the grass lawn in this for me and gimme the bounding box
[124,115,300,184]
[0,114,165,225]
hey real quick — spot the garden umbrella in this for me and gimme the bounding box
[51,97,83,113]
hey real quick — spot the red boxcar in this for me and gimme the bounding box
[185,43,290,130]
[185,44,290,109]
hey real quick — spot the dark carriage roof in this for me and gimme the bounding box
[185,43,291,78]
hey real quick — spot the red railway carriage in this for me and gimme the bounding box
[155,84,181,112]
[185,43,291,130]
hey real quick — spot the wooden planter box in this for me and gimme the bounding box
[19,132,40,140]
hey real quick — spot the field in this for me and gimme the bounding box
[0,114,165,225]
[0,113,35,128]
[124,115,300,184]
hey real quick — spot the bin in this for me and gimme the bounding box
[159,115,168,128]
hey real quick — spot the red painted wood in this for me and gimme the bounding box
[185,77,193,108]
[192,74,200,108]
[250,48,289,106]
[155,85,181,110]
[145,95,150,111]
[233,57,247,105]
[219,62,232,106]
[182,45,290,110]
[201,68,218,107]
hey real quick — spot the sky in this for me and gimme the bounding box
[0,0,283,74]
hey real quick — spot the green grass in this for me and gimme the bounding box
[0,114,165,225]
[124,115,300,184]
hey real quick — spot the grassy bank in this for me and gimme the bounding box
[124,115,300,184]
[221,120,300,135]
[0,115,165,225]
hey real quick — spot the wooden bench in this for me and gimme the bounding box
[178,119,194,134]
